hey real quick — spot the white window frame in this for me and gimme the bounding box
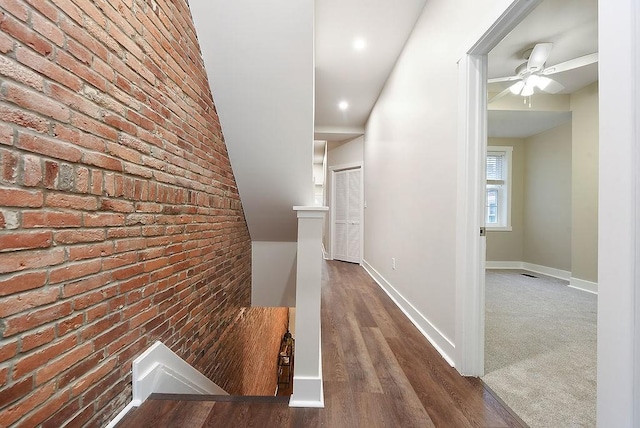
[486,146,512,231]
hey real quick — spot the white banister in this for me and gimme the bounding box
[289,206,328,408]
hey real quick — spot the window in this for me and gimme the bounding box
[486,146,512,230]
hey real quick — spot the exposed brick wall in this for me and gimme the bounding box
[0,0,276,425]
[207,307,289,396]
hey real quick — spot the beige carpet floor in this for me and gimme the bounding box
[482,269,597,428]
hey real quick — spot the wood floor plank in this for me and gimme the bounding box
[117,260,526,428]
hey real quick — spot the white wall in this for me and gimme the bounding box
[363,0,516,357]
[324,136,364,255]
[522,122,572,272]
[251,242,297,307]
[189,0,315,242]
[570,82,599,284]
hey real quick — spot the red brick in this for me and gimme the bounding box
[24,0,58,22]
[19,388,70,428]
[21,325,56,352]
[0,122,13,146]
[0,247,64,275]
[0,339,18,363]
[3,300,73,337]
[5,82,70,122]
[90,169,102,195]
[0,186,43,207]
[0,54,44,91]
[31,9,64,47]
[16,132,82,162]
[22,153,42,187]
[51,0,83,25]
[100,198,135,213]
[83,212,125,227]
[68,241,114,261]
[22,210,82,228]
[36,342,93,385]
[73,284,116,310]
[83,151,123,172]
[0,270,47,296]
[43,159,59,189]
[64,404,93,427]
[71,114,118,142]
[49,259,102,284]
[93,322,129,350]
[71,358,116,397]
[53,123,104,152]
[0,381,55,427]
[49,82,102,119]
[62,272,110,297]
[56,312,83,336]
[0,230,53,252]
[0,286,59,317]
[46,192,98,210]
[0,102,50,134]
[104,113,137,136]
[56,50,107,91]
[111,263,144,281]
[80,312,119,343]
[15,46,82,91]
[0,30,13,54]
[0,10,53,56]
[41,397,80,428]
[13,334,76,379]
[0,376,33,408]
[1,148,19,182]
[76,166,89,192]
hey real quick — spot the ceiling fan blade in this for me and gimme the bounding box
[488,87,513,104]
[542,52,598,75]
[488,75,519,84]
[537,77,565,94]
[527,42,553,71]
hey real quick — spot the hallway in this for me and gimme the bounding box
[119,261,525,427]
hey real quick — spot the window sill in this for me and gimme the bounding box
[486,226,512,232]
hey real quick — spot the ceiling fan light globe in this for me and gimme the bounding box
[527,74,541,87]
[509,81,525,95]
[521,84,535,97]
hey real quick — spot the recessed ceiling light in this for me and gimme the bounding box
[338,101,349,111]
[353,38,366,51]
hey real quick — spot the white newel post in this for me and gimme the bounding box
[289,206,328,408]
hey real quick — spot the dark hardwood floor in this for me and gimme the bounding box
[117,260,526,427]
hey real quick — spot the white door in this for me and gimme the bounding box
[333,168,362,263]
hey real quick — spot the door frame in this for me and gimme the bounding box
[329,162,364,264]
[454,0,542,376]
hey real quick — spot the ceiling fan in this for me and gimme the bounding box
[488,42,598,103]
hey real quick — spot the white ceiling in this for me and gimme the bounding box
[488,110,572,138]
[488,0,598,94]
[314,0,426,140]
[488,0,598,138]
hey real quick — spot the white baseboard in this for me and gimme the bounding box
[107,341,227,428]
[321,243,331,260]
[486,260,571,281]
[362,260,455,367]
[487,261,598,294]
[105,402,136,428]
[289,375,325,408]
[485,261,522,270]
[569,277,598,294]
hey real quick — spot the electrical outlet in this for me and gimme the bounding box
[392,258,396,270]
